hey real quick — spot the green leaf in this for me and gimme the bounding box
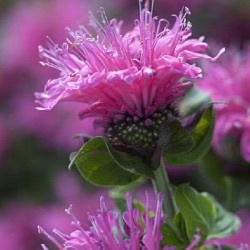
[175,184,217,241]
[175,184,241,243]
[70,137,154,186]
[198,149,226,188]
[71,137,139,186]
[161,185,240,247]
[150,119,193,170]
[180,86,210,117]
[111,148,154,179]
[164,105,214,166]
[161,212,192,249]
[207,194,241,240]
[164,120,194,154]
[224,176,250,212]
[174,213,189,241]
[161,221,189,249]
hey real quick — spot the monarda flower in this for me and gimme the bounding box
[38,192,166,250]
[36,1,223,157]
[198,48,250,163]
[38,192,208,249]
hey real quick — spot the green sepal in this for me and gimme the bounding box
[164,105,214,166]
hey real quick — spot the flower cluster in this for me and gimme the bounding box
[36,2,224,154]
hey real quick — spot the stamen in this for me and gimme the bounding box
[38,226,63,249]
[65,205,83,230]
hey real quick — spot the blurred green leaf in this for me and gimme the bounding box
[198,149,225,188]
[207,194,241,240]
[224,176,250,212]
[0,136,68,203]
[180,87,210,117]
[200,246,236,250]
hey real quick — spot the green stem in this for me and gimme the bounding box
[152,159,177,220]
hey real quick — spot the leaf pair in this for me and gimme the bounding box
[161,184,241,249]
[69,105,214,186]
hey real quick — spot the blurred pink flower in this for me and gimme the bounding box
[52,171,114,224]
[1,0,90,76]
[0,172,112,250]
[0,203,45,250]
[7,97,96,151]
[199,48,250,162]
[39,192,165,250]
[0,0,96,152]
[0,201,82,250]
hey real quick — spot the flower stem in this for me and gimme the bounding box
[152,159,177,220]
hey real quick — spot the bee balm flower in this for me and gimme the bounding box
[36,1,223,154]
[199,48,250,163]
[38,193,166,250]
[38,191,237,249]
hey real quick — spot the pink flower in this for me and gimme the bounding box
[39,192,165,250]
[1,0,90,75]
[0,202,72,250]
[36,2,223,153]
[0,172,112,250]
[0,0,95,152]
[199,48,250,162]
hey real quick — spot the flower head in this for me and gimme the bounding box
[36,1,223,153]
[198,48,250,163]
[39,192,165,250]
